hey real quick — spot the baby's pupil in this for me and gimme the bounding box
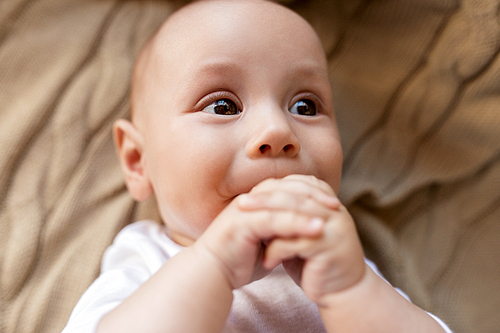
[214,99,237,115]
[297,100,316,115]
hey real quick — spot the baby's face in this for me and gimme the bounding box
[134,0,342,245]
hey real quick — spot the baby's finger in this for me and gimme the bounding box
[262,237,321,270]
[244,210,325,240]
[247,177,340,209]
[261,208,353,269]
[251,175,335,197]
[282,174,336,196]
[238,191,336,221]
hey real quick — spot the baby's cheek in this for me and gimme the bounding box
[180,193,229,237]
[315,143,343,193]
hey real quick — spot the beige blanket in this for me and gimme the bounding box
[1,0,499,332]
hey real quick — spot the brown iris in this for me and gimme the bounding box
[213,99,239,115]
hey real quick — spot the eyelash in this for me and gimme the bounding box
[289,93,322,116]
[199,91,241,113]
[198,91,323,116]
[292,93,320,106]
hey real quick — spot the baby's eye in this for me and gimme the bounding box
[289,99,317,116]
[203,99,240,115]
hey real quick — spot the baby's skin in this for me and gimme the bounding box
[103,1,448,332]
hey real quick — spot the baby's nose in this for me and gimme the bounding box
[245,110,301,158]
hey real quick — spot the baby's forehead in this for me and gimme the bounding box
[131,0,328,123]
[153,0,322,52]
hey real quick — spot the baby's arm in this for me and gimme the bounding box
[240,174,447,333]
[97,239,233,332]
[97,182,333,333]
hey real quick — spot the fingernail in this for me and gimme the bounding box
[308,217,324,229]
[324,195,340,209]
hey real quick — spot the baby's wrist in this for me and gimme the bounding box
[191,241,236,290]
[312,262,370,309]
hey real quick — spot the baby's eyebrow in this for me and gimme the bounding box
[284,63,329,81]
[178,60,245,90]
[194,60,244,77]
[191,60,327,81]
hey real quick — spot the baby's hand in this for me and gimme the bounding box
[194,175,341,291]
[238,174,366,307]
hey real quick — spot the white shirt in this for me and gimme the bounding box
[62,220,452,332]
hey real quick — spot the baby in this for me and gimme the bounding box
[63,0,452,332]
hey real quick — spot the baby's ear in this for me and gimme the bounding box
[113,119,153,201]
